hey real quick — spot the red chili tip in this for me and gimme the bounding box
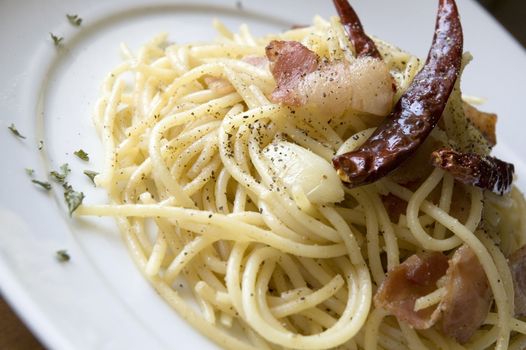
[430,147,514,195]
[332,0,382,59]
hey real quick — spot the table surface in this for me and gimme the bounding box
[0,296,45,350]
[1,0,524,349]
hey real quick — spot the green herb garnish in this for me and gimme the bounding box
[32,179,52,191]
[83,170,98,184]
[8,124,26,139]
[56,250,70,262]
[25,168,35,177]
[50,163,71,184]
[50,33,63,47]
[60,163,71,175]
[66,14,82,26]
[64,184,84,215]
[49,163,84,214]
[74,149,89,161]
[38,140,44,150]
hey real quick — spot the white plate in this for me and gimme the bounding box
[0,0,525,349]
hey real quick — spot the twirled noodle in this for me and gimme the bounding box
[78,17,526,350]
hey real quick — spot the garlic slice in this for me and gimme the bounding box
[262,141,344,204]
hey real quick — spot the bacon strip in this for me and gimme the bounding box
[375,245,492,344]
[374,252,449,329]
[332,0,381,59]
[265,40,319,106]
[509,245,526,317]
[463,102,497,146]
[333,0,463,187]
[441,245,492,344]
[266,41,393,116]
[430,147,514,195]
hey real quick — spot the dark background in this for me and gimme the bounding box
[477,0,526,46]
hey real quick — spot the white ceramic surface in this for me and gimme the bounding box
[0,0,525,349]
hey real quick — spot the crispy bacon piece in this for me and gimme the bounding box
[265,40,319,106]
[441,245,492,344]
[375,245,492,344]
[430,147,514,195]
[266,1,393,115]
[374,252,449,329]
[332,0,381,59]
[463,102,497,146]
[509,245,526,317]
[266,41,394,116]
[333,0,463,187]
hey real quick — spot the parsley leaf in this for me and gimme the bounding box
[25,168,35,177]
[32,179,52,191]
[83,170,98,184]
[66,14,82,26]
[56,250,70,262]
[60,163,71,176]
[64,184,84,215]
[8,124,26,139]
[48,163,84,214]
[50,33,63,47]
[74,149,89,161]
[50,171,66,184]
[50,163,71,185]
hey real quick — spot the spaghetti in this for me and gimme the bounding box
[77,11,526,350]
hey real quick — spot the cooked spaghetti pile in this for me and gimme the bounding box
[78,1,526,349]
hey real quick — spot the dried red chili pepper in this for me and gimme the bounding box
[333,0,463,187]
[430,147,514,195]
[332,0,381,59]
